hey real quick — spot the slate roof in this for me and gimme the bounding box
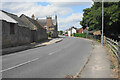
[0,10,18,23]
[71,26,77,30]
[37,19,46,26]
[20,14,44,30]
[1,10,28,27]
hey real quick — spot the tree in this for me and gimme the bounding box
[80,2,120,40]
[59,30,63,35]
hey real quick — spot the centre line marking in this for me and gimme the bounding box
[0,58,39,73]
[48,52,55,55]
[48,44,72,56]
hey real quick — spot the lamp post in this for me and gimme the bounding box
[101,0,104,46]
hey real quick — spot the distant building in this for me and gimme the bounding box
[67,26,77,37]
[71,26,77,34]
[77,28,87,33]
[68,29,72,37]
[37,15,58,38]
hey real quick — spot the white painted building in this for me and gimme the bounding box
[68,30,72,37]
[71,27,77,34]
[67,26,77,37]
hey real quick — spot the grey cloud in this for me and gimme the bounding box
[51,2,93,7]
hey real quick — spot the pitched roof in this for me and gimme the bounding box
[1,10,28,27]
[71,26,77,30]
[37,19,56,26]
[0,10,18,23]
[20,14,44,30]
[37,19,46,26]
[37,22,45,29]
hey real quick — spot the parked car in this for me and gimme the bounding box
[65,34,68,36]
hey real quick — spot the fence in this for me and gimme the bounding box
[105,37,120,62]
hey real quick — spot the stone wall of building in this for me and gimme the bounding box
[35,28,48,42]
[2,20,31,48]
[17,26,31,45]
[0,20,2,50]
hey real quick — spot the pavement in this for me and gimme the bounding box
[78,41,113,78]
[2,37,92,78]
[2,37,63,55]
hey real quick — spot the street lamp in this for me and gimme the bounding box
[101,0,104,46]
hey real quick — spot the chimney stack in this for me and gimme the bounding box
[32,14,35,20]
[36,18,38,20]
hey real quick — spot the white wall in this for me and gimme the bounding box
[68,30,71,37]
[72,28,77,34]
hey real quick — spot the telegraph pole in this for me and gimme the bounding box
[101,0,104,46]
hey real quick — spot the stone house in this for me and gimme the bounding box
[37,15,58,38]
[20,14,48,43]
[1,10,31,48]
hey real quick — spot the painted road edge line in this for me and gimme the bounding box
[0,58,39,73]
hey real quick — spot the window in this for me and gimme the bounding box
[10,23,15,34]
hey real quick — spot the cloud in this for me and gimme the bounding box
[1,2,90,31]
[1,2,73,18]
[58,13,83,30]
[59,13,83,23]
[50,2,93,7]
[1,0,93,2]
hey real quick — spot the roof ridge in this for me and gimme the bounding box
[1,10,18,17]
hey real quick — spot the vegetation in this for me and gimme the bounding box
[74,33,87,38]
[59,31,63,35]
[65,32,68,34]
[80,1,120,40]
[47,32,51,37]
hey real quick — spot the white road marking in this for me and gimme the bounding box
[48,52,55,55]
[1,40,72,72]
[0,58,39,73]
[48,43,72,56]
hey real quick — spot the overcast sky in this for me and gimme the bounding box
[1,0,93,31]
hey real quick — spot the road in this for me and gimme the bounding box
[2,37,92,78]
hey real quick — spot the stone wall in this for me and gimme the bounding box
[17,26,31,45]
[2,20,31,48]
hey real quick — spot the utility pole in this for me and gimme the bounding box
[101,0,104,46]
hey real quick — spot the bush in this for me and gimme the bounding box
[72,33,75,37]
[47,32,51,37]
[74,33,87,38]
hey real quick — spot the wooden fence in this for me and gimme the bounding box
[105,37,120,62]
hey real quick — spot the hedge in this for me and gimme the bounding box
[73,33,87,38]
